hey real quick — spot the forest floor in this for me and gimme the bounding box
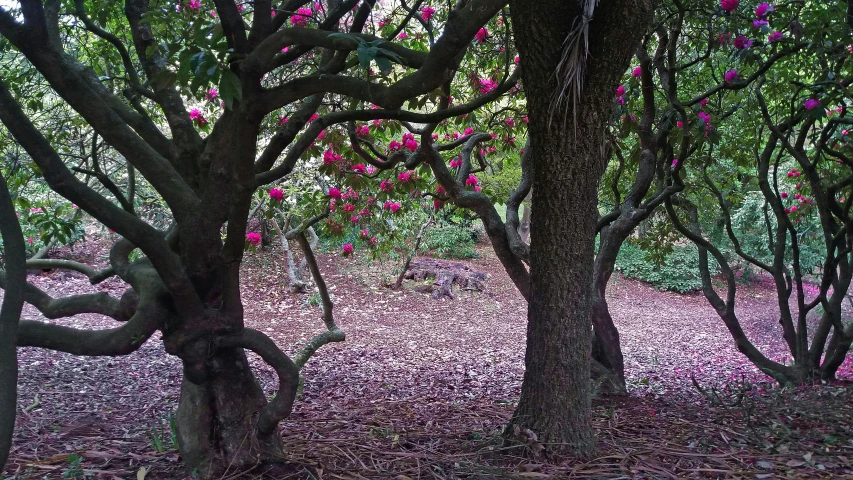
[3,233,853,479]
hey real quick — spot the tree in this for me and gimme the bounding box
[663,1,853,384]
[504,0,654,454]
[0,0,507,474]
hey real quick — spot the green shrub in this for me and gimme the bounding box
[615,242,711,293]
[422,221,478,259]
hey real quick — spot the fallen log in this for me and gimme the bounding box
[404,258,488,299]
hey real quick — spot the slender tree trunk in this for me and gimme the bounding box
[508,0,653,455]
[0,174,26,472]
[518,193,531,244]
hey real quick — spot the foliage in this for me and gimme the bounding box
[615,242,709,293]
[422,220,478,259]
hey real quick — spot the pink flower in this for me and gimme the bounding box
[677,121,684,129]
[328,187,342,199]
[350,215,360,223]
[343,203,356,213]
[279,116,289,125]
[309,113,320,122]
[505,117,515,127]
[616,85,626,97]
[323,150,342,166]
[452,132,461,140]
[474,186,481,192]
[189,109,206,126]
[246,232,262,246]
[29,207,43,214]
[768,31,783,42]
[671,158,679,167]
[721,0,739,13]
[351,163,366,174]
[478,77,498,94]
[733,35,752,50]
[388,140,402,151]
[27,237,34,243]
[698,111,711,125]
[449,157,462,169]
[436,184,446,195]
[397,170,413,183]
[291,7,312,26]
[369,236,378,245]
[188,0,201,10]
[269,188,284,201]
[465,174,479,187]
[342,243,354,256]
[360,229,370,238]
[404,138,419,151]
[753,19,768,29]
[724,69,738,82]
[464,127,474,135]
[209,9,216,17]
[434,199,444,210]
[475,28,488,43]
[718,33,732,45]
[632,66,642,77]
[699,97,709,108]
[398,31,409,40]
[755,2,773,18]
[789,205,798,212]
[421,5,435,21]
[384,201,401,213]
[205,88,219,101]
[843,130,849,136]
[329,199,337,211]
[521,115,529,124]
[781,191,788,199]
[359,208,371,217]
[804,98,821,110]
[380,179,395,192]
[356,124,370,136]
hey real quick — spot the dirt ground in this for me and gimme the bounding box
[3,234,852,479]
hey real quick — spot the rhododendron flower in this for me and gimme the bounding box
[794,193,802,200]
[421,5,435,21]
[366,166,377,175]
[671,158,679,167]
[843,129,849,136]
[188,0,201,10]
[279,116,289,125]
[768,31,783,42]
[464,127,474,135]
[246,232,261,246]
[755,2,773,18]
[733,35,752,49]
[281,46,290,53]
[753,19,768,29]
[632,66,642,77]
[328,187,342,199]
[404,138,419,151]
[388,140,402,151]
[269,188,284,201]
[718,33,732,45]
[205,88,218,101]
[789,205,798,212]
[487,146,497,153]
[724,69,738,82]
[781,191,788,199]
[189,109,203,121]
[431,133,439,141]
[343,188,358,200]
[342,243,354,256]
[398,31,409,40]
[505,117,515,127]
[397,170,413,183]
[351,163,366,174]
[474,186,481,192]
[475,28,488,43]
[721,0,738,12]
[615,85,626,97]
[343,203,355,212]
[384,201,401,213]
[804,98,821,110]
[380,179,394,192]
[436,184,446,195]
[209,9,216,17]
[350,215,360,223]
[361,229,370,238]
[840,197,846,203]
[698,111,711,124]
[699,97,709,108]
[795,181,803,188]
[309,113,320,122]
[478,77,498,94]
[369,236,378,245]
[449,157,462,168]
[359,208,371,217]
[356,124,370,136]
[452,131,461,140]
[27,237,34,243]
[323,149,341,166]
[290,7,311,26]
[329,199,337,211]
[521,115,529,124]
[465,174,479,187]
[434,199,444,210]
[317,130,327,141]
[677,121,684,129]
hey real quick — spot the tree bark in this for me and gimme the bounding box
[508,0,653,455]
[0,173,26,472]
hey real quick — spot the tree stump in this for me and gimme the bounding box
[404,258,488,299]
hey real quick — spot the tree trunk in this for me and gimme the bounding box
[175,348,284,477]
[508,0,653,456]
[518,193,531,244]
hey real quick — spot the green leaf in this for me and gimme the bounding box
[219,69,242,110]
[357,43,378,69]
[375,55,393,73]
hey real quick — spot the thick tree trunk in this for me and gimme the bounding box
[508,0,653,456]
[175,347,284,477]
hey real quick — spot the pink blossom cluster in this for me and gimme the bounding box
[474,28,488,43]
[290,7,312,26]
[402,133,418,152]
[421,5,435,21]
[246,232,261,246]
[269,188,284,201]
[189,109,207,126]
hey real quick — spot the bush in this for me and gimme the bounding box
[422,221,478,259]
[615,242,710,293]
